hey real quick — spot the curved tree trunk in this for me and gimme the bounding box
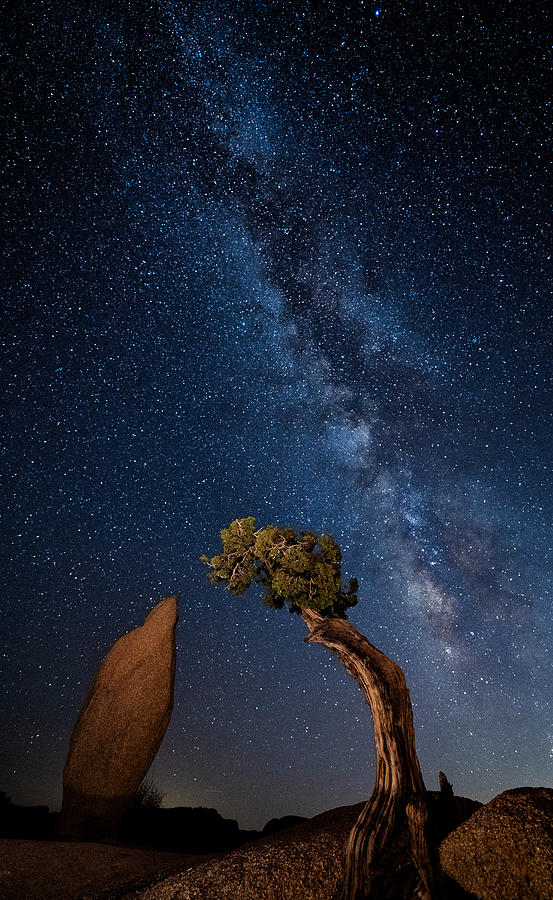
[301,608,443,900]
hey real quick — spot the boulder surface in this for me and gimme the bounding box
[130,802,364,900]
[59,595,178,841]
[127,793,479,900]
[440,786,553,900]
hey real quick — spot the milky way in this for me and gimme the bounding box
[2,1,552,828]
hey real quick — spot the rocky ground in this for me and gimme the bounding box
[0,798,466,900]
[0,840,218,900]
[0,803,362,900]
[4,789,550,900]
[127,802,364,900]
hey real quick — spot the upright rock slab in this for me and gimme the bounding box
[59,595,178,841]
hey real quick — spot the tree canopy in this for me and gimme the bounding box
[200,517,358,617]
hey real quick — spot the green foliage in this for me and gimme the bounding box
[201,518,358,618]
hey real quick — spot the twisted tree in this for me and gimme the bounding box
[201,517,446,899]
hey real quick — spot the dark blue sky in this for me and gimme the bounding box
[2,0,552,829]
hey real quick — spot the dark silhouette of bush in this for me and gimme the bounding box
[262,815,307,836]
[0,791,53,839]
[129,778,165,810]
[120,804,247,853]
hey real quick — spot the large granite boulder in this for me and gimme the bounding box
[129,793,478,900]
[132,802,364,900]
[440,787,553,899]
[58,595,178,841]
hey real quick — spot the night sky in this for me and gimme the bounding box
[2,1,552,831]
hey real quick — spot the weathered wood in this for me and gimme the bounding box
[302,608,443,900]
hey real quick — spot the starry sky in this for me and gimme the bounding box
[2,0,552,831]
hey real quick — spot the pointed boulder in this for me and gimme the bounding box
[59,595,178,841]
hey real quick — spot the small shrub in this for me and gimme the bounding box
[129,778,165,809]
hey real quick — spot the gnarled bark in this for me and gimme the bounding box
[301,608,443,900]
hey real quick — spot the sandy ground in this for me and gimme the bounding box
[0,840,216,899]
